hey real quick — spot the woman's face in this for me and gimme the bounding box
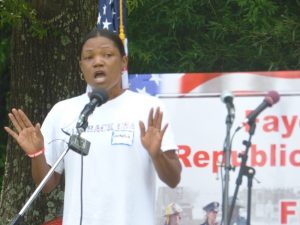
[207,211,217,224]
[79,35,127,98]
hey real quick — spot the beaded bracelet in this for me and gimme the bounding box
[27,147,45,158]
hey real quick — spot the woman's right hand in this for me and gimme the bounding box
[4,108,44,156]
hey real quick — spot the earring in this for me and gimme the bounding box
[80,73,85,81]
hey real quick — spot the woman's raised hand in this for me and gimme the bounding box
[4,108,44,156]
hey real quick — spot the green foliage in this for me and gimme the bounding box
[126,0,144,14]
[0,0,47,38]
[127,0,300,73]
[0,28,10,75]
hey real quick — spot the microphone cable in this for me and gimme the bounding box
[79,152,84,225]
[61,127,84,225]
[220,126,239,225]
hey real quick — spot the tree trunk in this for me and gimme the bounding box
[0,1,98,224]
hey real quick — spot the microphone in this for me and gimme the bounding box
[76,88,109,130]
[221,91,235,123]
[236,90,280,131]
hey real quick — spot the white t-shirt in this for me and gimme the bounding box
[41,90,177,225]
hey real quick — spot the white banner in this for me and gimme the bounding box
[129,72,300,225]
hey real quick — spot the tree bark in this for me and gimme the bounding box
[0,1,98,224]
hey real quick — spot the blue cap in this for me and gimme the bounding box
[203,201,220,213]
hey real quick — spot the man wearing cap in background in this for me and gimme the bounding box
[200,201,220,225]
[228,197,246,225]
[163,202,183,225]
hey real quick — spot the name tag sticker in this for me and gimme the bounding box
[111,130,134,146]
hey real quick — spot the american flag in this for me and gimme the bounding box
[128,72,300,97]
[97,0,129,88]
[129,74,161,96]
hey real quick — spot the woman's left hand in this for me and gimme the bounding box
[139,107,168,159]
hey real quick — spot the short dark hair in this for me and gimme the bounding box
[80,28,126,58]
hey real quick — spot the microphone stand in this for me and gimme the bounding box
[228,122,256,225]
[223,110,234,225]
[9,132,90,225]
[9,147,71,225]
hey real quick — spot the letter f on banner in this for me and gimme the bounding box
[281,201,297,224]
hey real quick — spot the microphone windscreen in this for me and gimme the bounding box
[221,91,234,103]
[90,89,109,106]
[265,91,280,106]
